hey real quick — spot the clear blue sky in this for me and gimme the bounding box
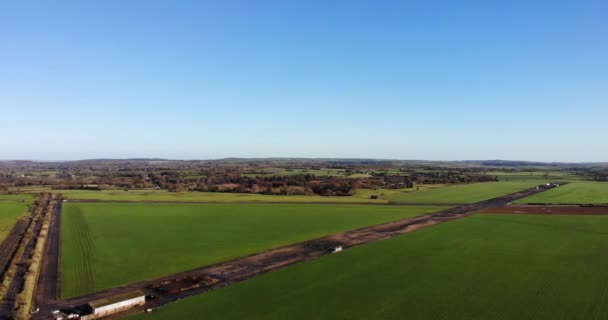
[1,0,606,162]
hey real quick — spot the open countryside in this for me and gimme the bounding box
[382,181,540,204]
[2,1,608,319]
[1,160,608,320]
[56,189,388,204]
[515,182,608,204]
[52,181,540,204]
[128,214,608,320]
[60,202,446,298]
[0,201,29,242]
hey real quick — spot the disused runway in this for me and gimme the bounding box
[32,183,560,319]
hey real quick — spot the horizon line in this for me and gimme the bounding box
[0,158,606,165]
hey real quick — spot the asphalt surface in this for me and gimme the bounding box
[34,201,61,307]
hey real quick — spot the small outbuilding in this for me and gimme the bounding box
[86,290,146,318]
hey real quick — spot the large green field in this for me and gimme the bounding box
[0,201,28,242]
[385,181,540,204]
[57,189,389,203]
[34,181,541,205]
[515,182,608,204]
[486,171,587,182]
[131,214,608,320]
[61,203,446,298]
[0,194,34,202]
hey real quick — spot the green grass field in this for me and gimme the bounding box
[61,203,446,298]
[28,181,543,205]
[486,171,588,182]
[0,194,34,202]
[353,185,446,200]
[384,181,540,204]
[130,214,608,320]
[515,182,608,204]
[57,189,390,203]
[0,202,28,242]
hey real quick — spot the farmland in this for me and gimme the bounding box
[52,181,548,205]
[130,214,608,320]
[384,181,541,204]
[4,158,607,320]
[0,194,34,202]
[48,182,534,204]
[0,201,29,242]
[353,184,446,199]
[56,189,389,203]
[486,171,587,182]
[515,182,608,204]
[61,202,446,298]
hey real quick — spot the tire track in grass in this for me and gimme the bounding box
[63,206,96,297]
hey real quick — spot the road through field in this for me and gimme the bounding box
[0,195,51,319]
[32,183,560,320]
[35,200,62,306]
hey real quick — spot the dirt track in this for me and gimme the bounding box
[0,219,31,279]
[482,205,608,215]
[0,195,52,319]
[0,219,32,319]
[32,183,560,320]
[35,201,62,306]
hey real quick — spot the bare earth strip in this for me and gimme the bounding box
[0,195,52,319]
[0,219,31,279]
[33,184,558,320]
[35,201,62,307]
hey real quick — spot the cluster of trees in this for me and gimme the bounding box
[589,171,608,181]
[373,171,496,186]
[0,160,502,196]
[169,174,363,196]
[138,169,498,196]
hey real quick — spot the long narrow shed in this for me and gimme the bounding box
[86,290,146,318]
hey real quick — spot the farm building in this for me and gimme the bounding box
[85,290,146,318]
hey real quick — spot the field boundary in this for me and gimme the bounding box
[63,199,463,206]
[0,218,31,282]
[0,194,52,319]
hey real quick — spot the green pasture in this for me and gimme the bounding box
[0,194,34,202]
[60,203,445,298]
[0,201,29,242]
[131,214,608,320]
[486,171,587,182]
[384,181,540,204]
[57,189,388,203]
[515,182,608,204]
